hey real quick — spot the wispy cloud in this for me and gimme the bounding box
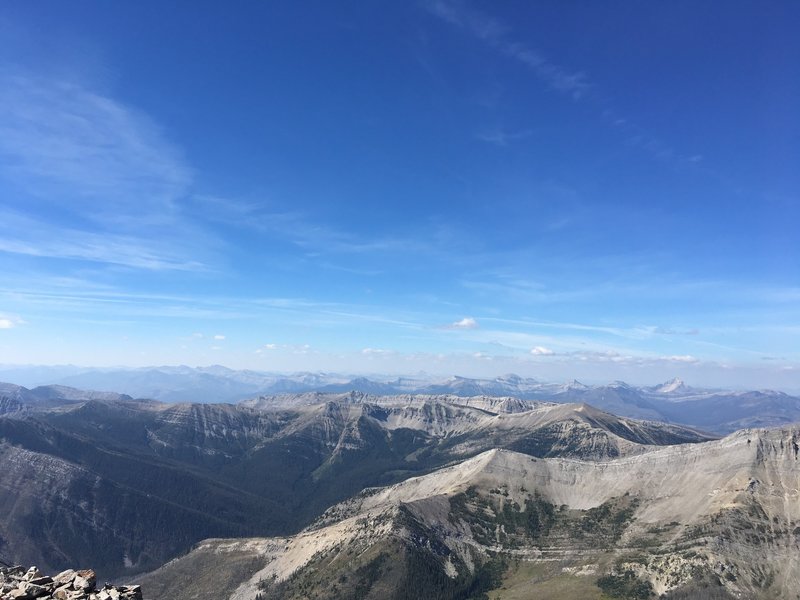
[255,343,313,355]
[0,208,207,271]
[482,315,635,339]
[362,347,394,356]
[427,2,709,167]
[190,194,454,269]
[475,127,534,146]
[0,284,428,334]
[526,348,699,366]
[0,69,191,222]
[0,67,214,272]
[665,355,698,363]
[427,0,590,100]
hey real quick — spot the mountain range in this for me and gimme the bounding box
[2,374,800,599]
[2,366,800,433]
[139,426,800,600]
[0,384,708,579]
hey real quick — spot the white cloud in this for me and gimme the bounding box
[530,346,555,356]
[0,314,23,329]
[362,348,393,356]
[258,342,312,354]
[449,317,479,330]
[664,355,698,363]
[213,334,225,340]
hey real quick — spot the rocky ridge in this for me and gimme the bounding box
[137,425,800,600]
[0,565,141,600]
[0,393,712,578]
[245,383,800,434]
[4,367,799,434]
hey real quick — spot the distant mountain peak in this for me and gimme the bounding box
[655,377,688,394]
[565,379,588,390]
[608,380,632,389]
[496,373,524,383]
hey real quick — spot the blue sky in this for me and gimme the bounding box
[0,1,798,389]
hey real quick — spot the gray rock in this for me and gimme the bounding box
[51,572,75,586]
[23,568,41,582]
[1,565,141,600]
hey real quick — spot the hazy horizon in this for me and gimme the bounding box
[1,3,798,390]
[2,361,799,395]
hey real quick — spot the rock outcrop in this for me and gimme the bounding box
[0,565,141,600]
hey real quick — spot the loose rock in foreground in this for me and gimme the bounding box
[0,565,142,600]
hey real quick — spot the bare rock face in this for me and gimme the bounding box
[137,426,800,600]
[0,392,711,579]
[0,566,141,600]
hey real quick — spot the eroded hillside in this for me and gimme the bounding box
[0,391,708,579]
[138,427,800,600]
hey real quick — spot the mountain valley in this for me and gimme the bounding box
[1,377,798,600]
[1,383,708,580]
[138,427,800,600]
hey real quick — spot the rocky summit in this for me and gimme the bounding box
[0,565,141,600]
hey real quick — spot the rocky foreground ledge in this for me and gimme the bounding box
[1,566,142,600]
